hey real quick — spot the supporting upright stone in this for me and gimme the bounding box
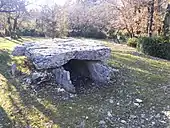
[87,62,112,84]
[54,67,76,93]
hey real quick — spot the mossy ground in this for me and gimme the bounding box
[0,37,170,128]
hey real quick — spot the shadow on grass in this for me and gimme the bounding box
[0,49,60,127]
[0,106,12,128]
[3,37,22,44]
[9,80,59,124]
[0,50,12,78]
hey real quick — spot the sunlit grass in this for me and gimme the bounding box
[0,78,60,127]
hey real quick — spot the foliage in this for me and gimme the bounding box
[69,25,107,39]
[127,37,138,48]
[163,4,170,38]
[0,0,169,39]
[107,29,117,39]
[0,0,28,39]
[137,36,170,60]
[19,29,45,37]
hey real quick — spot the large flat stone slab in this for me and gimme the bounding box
[13,38,111,70]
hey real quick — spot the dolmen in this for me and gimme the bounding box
[12,38,114,93]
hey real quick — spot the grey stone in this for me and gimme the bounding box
[76,120,85,128]
[11,63,20,76]
[130,115,137,119]
[87,62,112,84]
[109,99,114,104]
[99,120,106,125]
[120,120,126,124]
[12,45,26,56]
[11,63,17,76]
[134,102,140,107]
[12,38,111,70]
[54,67,76,93]
[107,111,112,117]
[31,71,53,84]
[25,78,32,85]
[135,99,143,103]
[32,71,48,81]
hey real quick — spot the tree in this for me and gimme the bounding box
[107,0,168,38]
[67,0,114,38]
[147,0,155,37]
[0,0,28,38]
[0,0,28,13]
[37,4,68,38]
[162,3,170,37]
[108,0,148,38]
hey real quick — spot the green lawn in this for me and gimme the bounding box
[0,37,170,128]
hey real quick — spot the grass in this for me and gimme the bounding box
[0,37,170,127]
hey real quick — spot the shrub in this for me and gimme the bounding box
[83,26,107,39]
[127,38,138,48]
[19,29,45,37]
[107,29,117,39]
[68,25,107,39]
[137,36,170,60]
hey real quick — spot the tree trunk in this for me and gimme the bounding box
[7,16,12,37]
[13,18,18,31]
[147,0,155,37]
[163,4,170,38]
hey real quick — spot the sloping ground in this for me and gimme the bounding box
[0,38,170,128]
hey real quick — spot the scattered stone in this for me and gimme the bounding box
[32,72,44,80]
[135,99,143,103]
[76,120,85,128]
[141,114,145,118]
[152,121,155,125]
[155,113,160,118]
[134,102,140,107]
[31,71,53,85]
[12,45,26,56]
[69,107,72,109]
[130,115,136,119]
[120,120,126,124]
[24,77,32,85]
[70,94,77,98]
[109,99,114,104]
[116,102,120,105]
[88,107,93,110]
[99,120,106,125]
[112,68,119,72]
[107,111,112,117]
[99,120,107,128]
[141,119,145,124]
[160,120,166,124]
[57,88,65,92]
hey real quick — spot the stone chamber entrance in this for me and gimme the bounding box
[63,59,95,93]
